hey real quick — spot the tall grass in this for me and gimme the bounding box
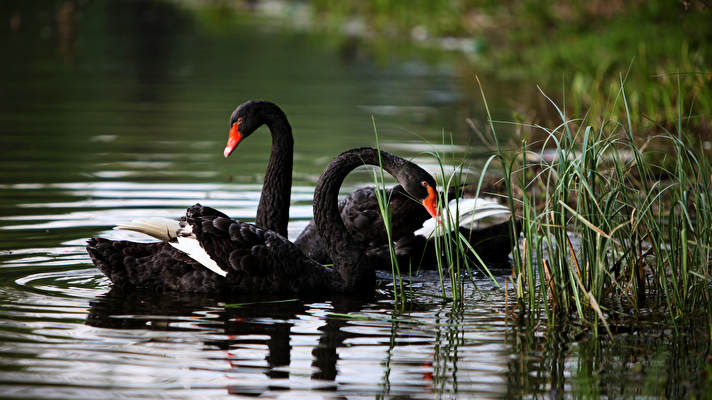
[478,76,712,335]
[426,151,475,302]
[371,124,502,303]
[426,149,505,301]
[373,76,710,336]
[371,118,405,303]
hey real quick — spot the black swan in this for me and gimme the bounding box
[221,100,437,242]
[222,100,515,267]
[86,147,439,294]
[223,100,292,237]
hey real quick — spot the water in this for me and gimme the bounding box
[0,1,709,398]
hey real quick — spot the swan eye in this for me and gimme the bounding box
[420,181,429,188]
[237,117,244,125]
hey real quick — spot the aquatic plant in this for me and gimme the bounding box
[371,125,505,303]
[371,119,405,303]
[477,75,712,336]
[370,71,710,337]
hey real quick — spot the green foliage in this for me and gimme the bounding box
[311,0,472,36]
[311,0,712,140]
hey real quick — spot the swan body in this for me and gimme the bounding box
[87,147,439,294]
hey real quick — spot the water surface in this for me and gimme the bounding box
[0,1,708,398]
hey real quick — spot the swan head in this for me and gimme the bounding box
[225,100,283,158]
[398,163,439,220]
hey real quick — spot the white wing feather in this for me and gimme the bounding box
[414,198,511,238]
[115,218,227,277]
[115,218,182,241]
[170,236,227,277]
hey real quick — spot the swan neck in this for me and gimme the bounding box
[314,148,403,260]
[255,112,293,237]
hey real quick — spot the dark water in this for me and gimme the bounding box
[0,1,709,398]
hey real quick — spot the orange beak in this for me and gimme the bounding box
[224,121,243,158]
[421,185,439,220]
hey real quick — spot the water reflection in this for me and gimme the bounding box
[502,312,712,399]
[83,286,515,398]
[2,260,709,398]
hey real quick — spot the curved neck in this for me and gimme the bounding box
[314,148,409,267]
[255,109,293,237]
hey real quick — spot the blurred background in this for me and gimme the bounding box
[1,0,709,183]
[1,0,710,237]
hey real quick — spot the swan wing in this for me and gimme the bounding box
[184,204,338,294]
[415,198,511,238]
[116,217,228,277]
[456,198,511,230]
[169,236,227,277]
[115,218,182,241]
[86,238,228,292]
[414,218,440,238]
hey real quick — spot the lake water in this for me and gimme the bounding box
[0,1,708,398]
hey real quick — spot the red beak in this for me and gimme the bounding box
[421,185,439,220]
[224,122,243,158]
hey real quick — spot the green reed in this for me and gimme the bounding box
[478,76,712,335]
[368,121,482,303]
[371,118,405,303]
[427,148,503,302]
[371,123,501,302]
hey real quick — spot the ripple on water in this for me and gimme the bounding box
[0,147,606,399]
[0,194,520,399]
